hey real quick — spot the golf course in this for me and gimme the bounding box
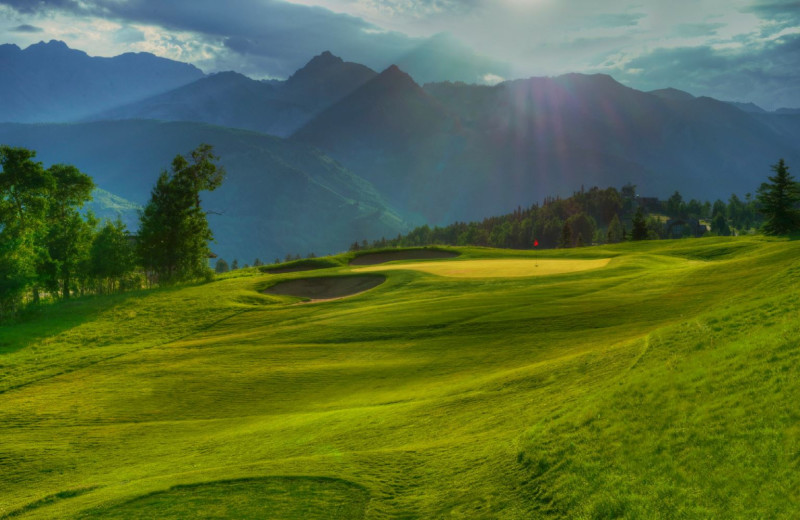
[1,236,799,518]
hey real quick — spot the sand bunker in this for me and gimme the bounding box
[263,275,385,302]
[354,258,610,278]
[350,249,459,266]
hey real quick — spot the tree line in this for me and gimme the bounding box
[356,159,797,251]
[0,144,224,320]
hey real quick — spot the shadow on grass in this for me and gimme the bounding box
[74,476,369,520]
[0,282,207,356]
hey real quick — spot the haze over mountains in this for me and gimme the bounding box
[0,120,409,262]
[1,40,799,259]
[0,40,203,122]
[94,51,378,137]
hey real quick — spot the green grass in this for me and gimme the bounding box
[74,477,368,520]
[1,236,799,518]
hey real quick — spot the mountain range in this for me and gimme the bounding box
[0,40,203,123]
[1,40,799,259]
[0,120,409,262]
[295,69,800,223]
[93,51,377,137]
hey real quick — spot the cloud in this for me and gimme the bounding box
[615,31,800,109]
[112,25,145,43]
[0,0,798,109]
[588,12,647,28]
[673,22,727,38]
[351,0,480,18]
[0,0,84,15]
[9,23,44,32]
[0,0,419,76]
[481,73,504,85]
[743,0,800,24]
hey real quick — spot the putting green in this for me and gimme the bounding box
[353,258,611,278]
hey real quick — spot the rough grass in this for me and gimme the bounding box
[1,236,799,519]
[74,477,368,520]
[349,248,459,265]
[354,258,611,278]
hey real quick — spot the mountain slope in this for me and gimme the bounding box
[295,70,800,223]
[92,52,377,137]
[0,40,203,122]
[279,51,378,112]
[86,188,142,231]
[93,72,306,137]
[293,65,464,220]
[0,120,410,261]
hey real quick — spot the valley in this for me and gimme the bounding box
[2,237,799,518]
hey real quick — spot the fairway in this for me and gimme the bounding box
[2,238,800,519]
[353,258,611,278]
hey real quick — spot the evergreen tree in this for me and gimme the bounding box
[621,184,637,214]
[137,145,224,283]
[666,191,685,218]
[558,222,572,248]
[231,259,239,270]
[607,213,623,243]
[711,212,731,236]
[757,159,800,235]
[215,259,229,273]
[711,199,727,220]
[253,258,263,267]
[631,207,648,241]
[566,213,596,247]
[646,216,664,240]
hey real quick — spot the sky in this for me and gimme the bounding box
[1,0,798,109]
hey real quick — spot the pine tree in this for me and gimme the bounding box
[215,259,229,273]
[757,159,800,235]
[137,145,224,284]
[711,213,731,236]
[558,222,572,248]
[631,207,648,241]
[607,213,623,243]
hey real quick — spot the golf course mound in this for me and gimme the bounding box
[266,265,328,274]
[354,258,611,278]
[263,275,385,301]
[350,249,459,265]
[76,477,369,519]
[262,259,339,274]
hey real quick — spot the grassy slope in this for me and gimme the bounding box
[1,237,799,519]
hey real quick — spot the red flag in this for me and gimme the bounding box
[534,240,539,247]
